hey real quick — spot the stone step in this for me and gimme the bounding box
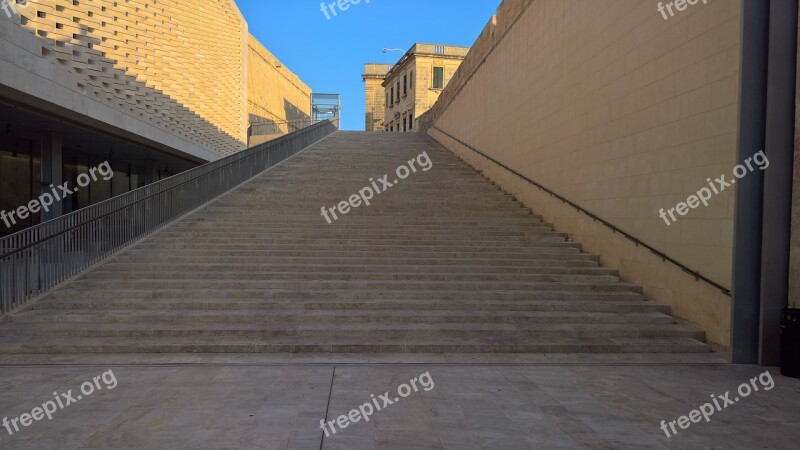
[107,256,601,266]
[77,272,620,284]
[64,279,643,293]
[134,237,573,247]
[0,323,702,340]
[31,299,667,313]
[116,248,588,258]
[45,288,648,301]
[0,336,713,354]
[11,309,676,325]
[158,228,556,236]
[93,263,617,276]
[176,216,547,226]
[200,209,536,217]
[146,233,566,243]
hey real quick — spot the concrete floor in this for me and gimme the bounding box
[0,355,799,449]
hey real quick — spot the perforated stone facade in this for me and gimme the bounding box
[1,0,311,158]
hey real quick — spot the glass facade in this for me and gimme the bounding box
[1,140,173,237]
[0,135,41,236]
[60,150,149,215]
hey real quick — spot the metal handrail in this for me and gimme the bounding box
[0,119,339,313]
[247,118,331,137]
[430,126,732,296]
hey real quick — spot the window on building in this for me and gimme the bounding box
[390,125,393,132]
[396,82,400,101]
[403,75,407,96]
[409,114,413,130]
[403,117,407,132]
[385,92,388,107]
[409,71,413,89]
[390,87,394,105]
[433,67,444,89]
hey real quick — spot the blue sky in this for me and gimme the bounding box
[236,0,502,130]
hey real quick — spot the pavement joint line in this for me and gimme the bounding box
[320,365,336,450]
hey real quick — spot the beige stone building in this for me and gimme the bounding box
[363,44,468,132]
[361,64,393,131]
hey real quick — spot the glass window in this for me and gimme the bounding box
[130,164,146,191]
[68,151,91,210]
[111,161,131,197]
[88,155,112,205]
[433,67,444,89]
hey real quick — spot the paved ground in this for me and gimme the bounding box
[0,356,798,449]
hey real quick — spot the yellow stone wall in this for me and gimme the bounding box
[422,0,743,348]
[248,36,312,141]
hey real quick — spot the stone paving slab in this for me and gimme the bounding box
[0,362,798,449]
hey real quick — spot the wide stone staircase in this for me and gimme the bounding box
[0,132,713,354]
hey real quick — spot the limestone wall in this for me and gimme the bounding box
[363,64,392,131]
[422,0,743,347]
[247,36,312,139]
